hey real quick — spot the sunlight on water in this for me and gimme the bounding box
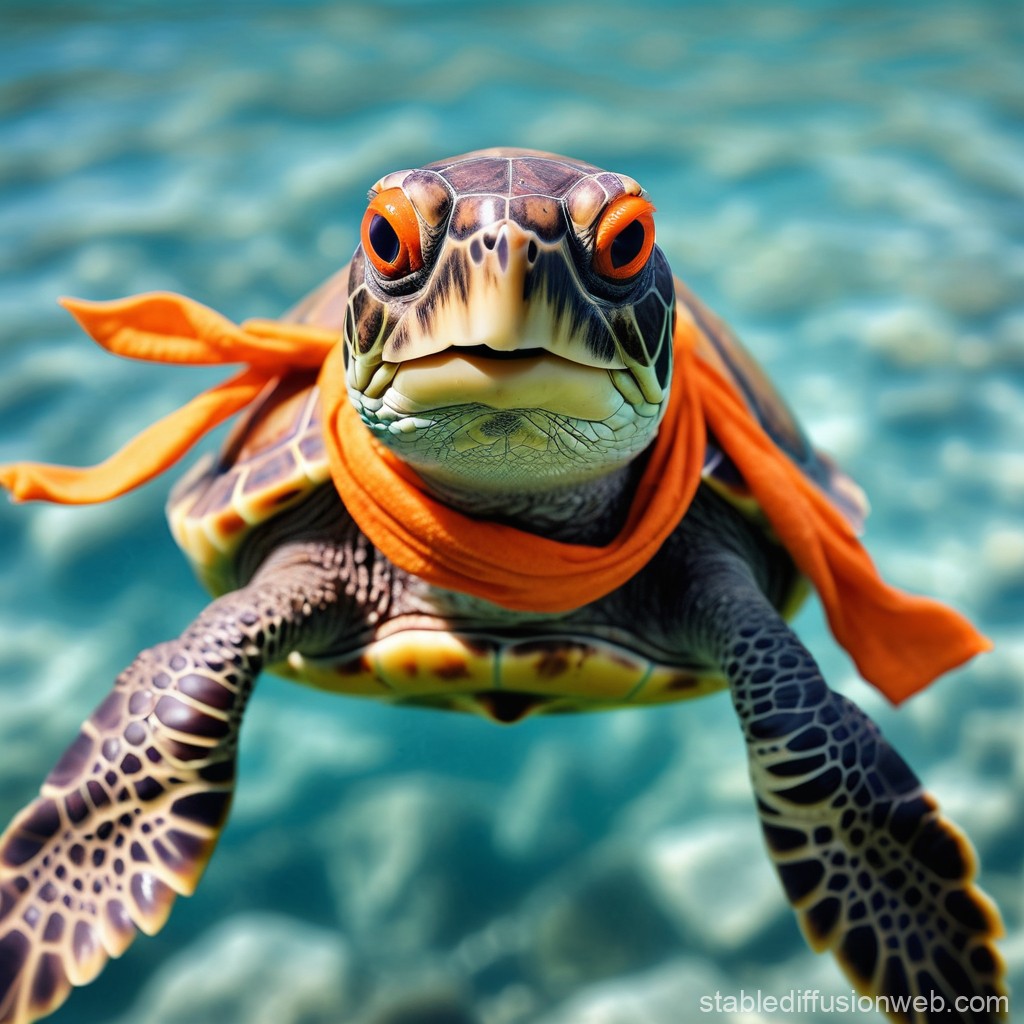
[0,3,1021,1022]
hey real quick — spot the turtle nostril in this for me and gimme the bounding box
[477,226,534,272]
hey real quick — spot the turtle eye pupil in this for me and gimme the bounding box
[368,214,400,265]
[592,195,656,281]
[361,188,423,278]
[610,219,646,270]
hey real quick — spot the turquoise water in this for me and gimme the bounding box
[1,3,1022,1022]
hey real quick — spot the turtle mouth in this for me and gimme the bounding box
[347,347,667,491]
[369,348,627,422]
[359,342,663,416]
[454,344,543,361]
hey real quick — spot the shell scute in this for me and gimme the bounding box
[508,195,563,239]
[180,468,236,526]
[501,639,647,700]
[281,629,720,719]
[437,156,512,194]
[240,449,298,497]
[168,369,329,591]
[630,665,728,705]
[509,156,588,197]
[298,429,326,462]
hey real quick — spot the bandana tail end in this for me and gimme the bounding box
[691,343,991,706]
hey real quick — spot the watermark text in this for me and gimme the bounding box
[698,988,1009,1017]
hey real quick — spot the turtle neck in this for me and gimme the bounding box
[409,459,645,546]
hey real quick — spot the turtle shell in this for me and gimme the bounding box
[167,366,329,595]
[167,265,354,594]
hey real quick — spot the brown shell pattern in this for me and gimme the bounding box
[167,369,330,593]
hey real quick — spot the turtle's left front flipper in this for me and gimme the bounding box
[699,581,1005,1023]
[0,544,341,1024]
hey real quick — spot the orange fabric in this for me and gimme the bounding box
[690,348,992,702]
[0,294,336,503]
[0,290,990,703]
[317,337,707,614]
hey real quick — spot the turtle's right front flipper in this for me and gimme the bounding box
[0,549,340,1024]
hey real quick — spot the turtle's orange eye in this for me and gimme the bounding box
[360,188,423,278]
[592,195,656,281]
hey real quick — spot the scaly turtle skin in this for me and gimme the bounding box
[0,149,1004,1024]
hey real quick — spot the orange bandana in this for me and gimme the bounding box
[0,292,990,704]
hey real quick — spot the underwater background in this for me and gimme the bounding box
[1,2,1022,1022]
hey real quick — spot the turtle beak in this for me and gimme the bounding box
[460,221,533,352]
[381,220,538,361]
[379,220,625,371]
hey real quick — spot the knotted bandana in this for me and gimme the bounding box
[0,291,990,703]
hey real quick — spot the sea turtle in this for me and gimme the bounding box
[0,148,1006,1024]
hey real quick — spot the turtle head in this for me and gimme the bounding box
[341,149,676,494]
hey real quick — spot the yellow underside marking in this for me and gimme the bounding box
[271,631,726,718]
